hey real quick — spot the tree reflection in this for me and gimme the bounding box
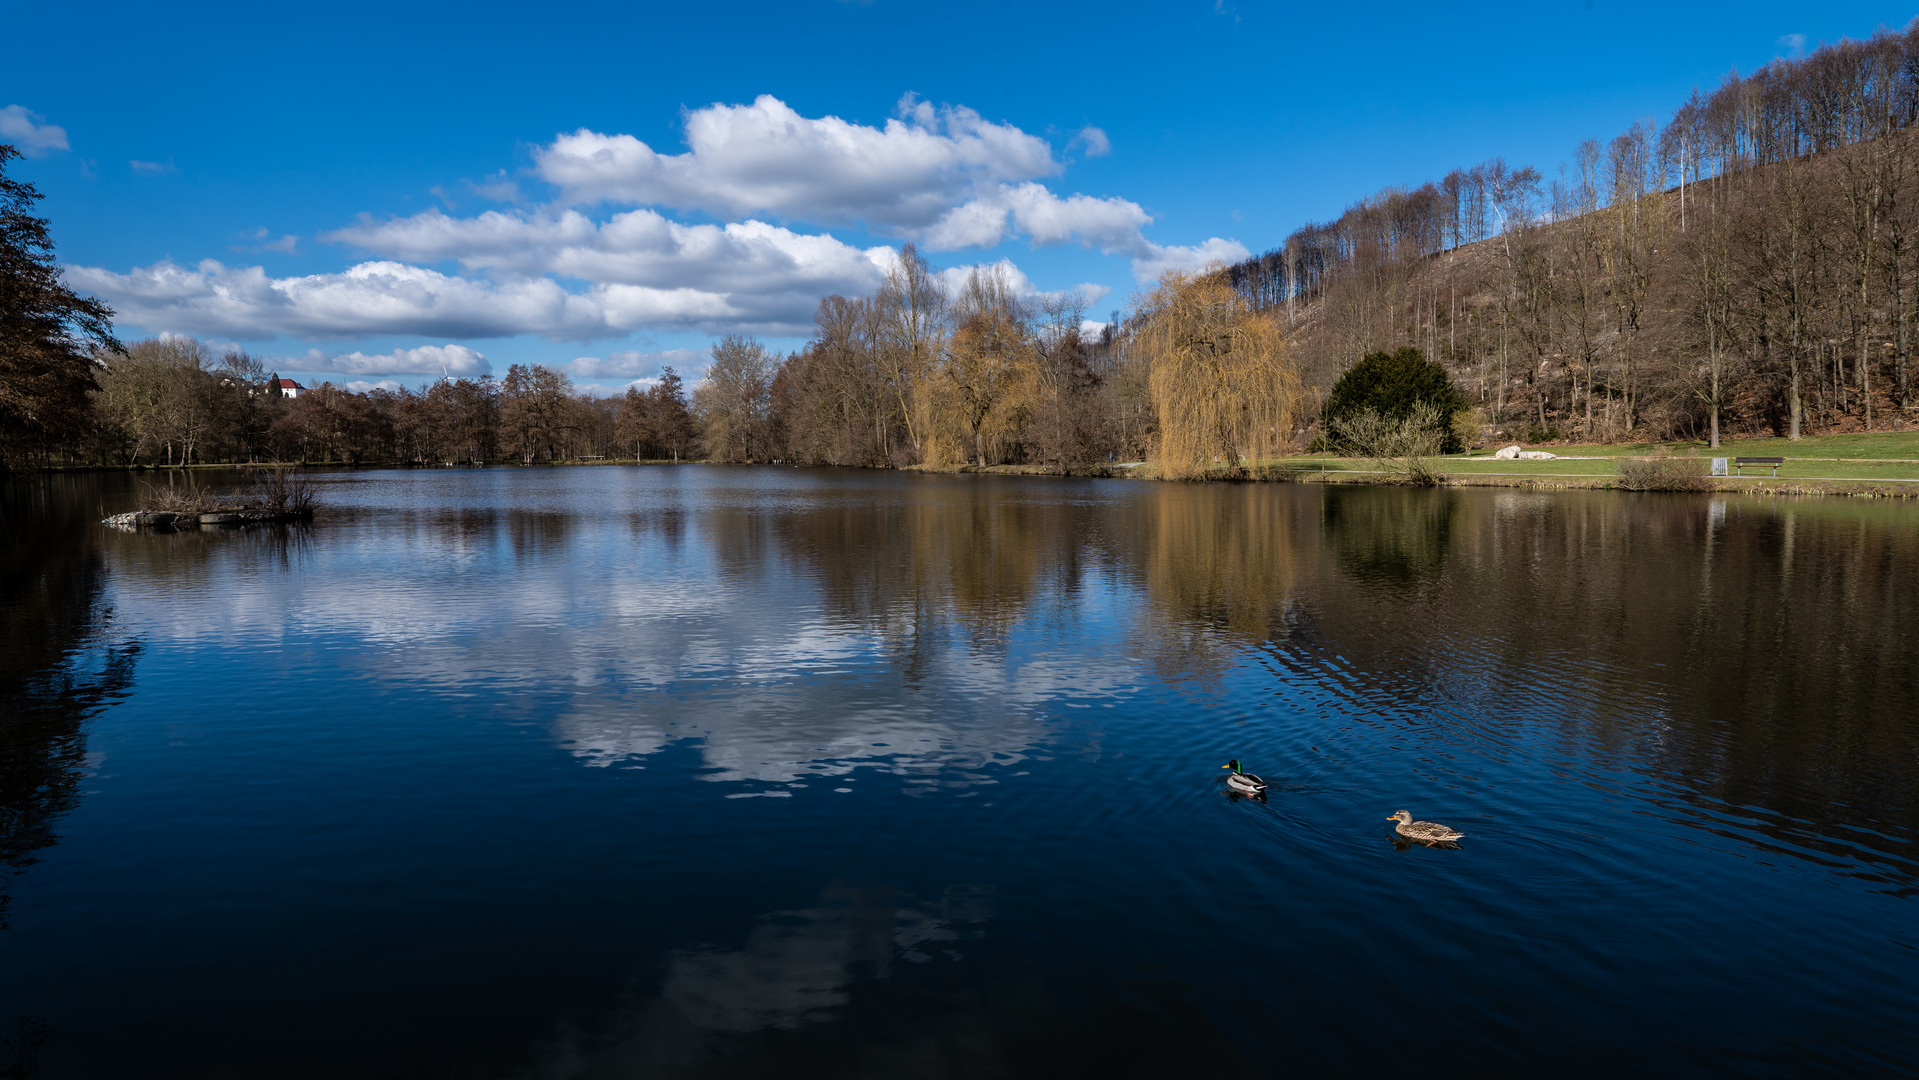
[1320,485,1457,591]
[765,478,1097,669]
[760,476,1919,885]
[1104,483,1309,682]
[0,477,137,930]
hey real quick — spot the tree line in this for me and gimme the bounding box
[79,339,701,468]
[688,252,1301,478]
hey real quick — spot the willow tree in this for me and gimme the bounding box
[1137,270,1302,478]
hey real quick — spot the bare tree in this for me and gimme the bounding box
[874,244,945,461]
[695,336,776,462]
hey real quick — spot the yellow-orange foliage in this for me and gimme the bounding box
[1137,270,1303,478]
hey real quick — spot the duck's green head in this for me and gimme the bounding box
[1223,759,1241,774]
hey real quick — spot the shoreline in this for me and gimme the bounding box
[19,456,1919,501]
[907,461,1919,498]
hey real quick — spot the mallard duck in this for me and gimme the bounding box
[1389,810,1464,845]
[1222,760,1267,794]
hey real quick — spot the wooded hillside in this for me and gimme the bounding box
[1228,25,1919,445]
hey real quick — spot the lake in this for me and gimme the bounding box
[2,467,1916,1077]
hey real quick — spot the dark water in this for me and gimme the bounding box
[2,467,1916,1078]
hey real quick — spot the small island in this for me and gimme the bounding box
[101,469,319,530]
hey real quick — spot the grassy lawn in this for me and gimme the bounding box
[1269,429,1919,483]
[1471,430,1919,460]
[1272,454,1919,482]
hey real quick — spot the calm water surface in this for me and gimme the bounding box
[2,467,1916,1077]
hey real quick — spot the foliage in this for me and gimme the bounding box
[0,144,119,470]
[1136,270,1303,479]
[1451,406,1488,452]
[1320,347,1467,454]
[1329,402,1449,485]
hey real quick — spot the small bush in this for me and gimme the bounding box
[1616,455,1711,491]
[1330,402,1448,485]
[1451,407,1489,453]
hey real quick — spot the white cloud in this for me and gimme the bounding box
[326,207,892,298]
[533,99,1161,255]
[69,94,1243,342]
[919,183,1154,254]
[564,347,701,379]
[0,105,69,156]
[1003,183,1151,251]
[231,227,299,255]
[935,258,1109,311]
[299,343,490,377]
[1130,237,1251,283]
[129,159,176,175]
[467,170,524,204]
[343,379,405,394]
[536,94,1057,231]
[67,259,613,340]
[68,249,858,341]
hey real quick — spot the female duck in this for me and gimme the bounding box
[1388,810,1464,845]
[1222,760,1267,795]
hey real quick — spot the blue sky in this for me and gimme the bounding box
[3,1,1905,393]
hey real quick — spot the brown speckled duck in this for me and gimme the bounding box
[1389,810,1464,845]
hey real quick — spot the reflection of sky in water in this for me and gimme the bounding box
[529,883,994,1076]
[96,473,1149,793]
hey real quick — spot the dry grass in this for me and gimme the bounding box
[251,468,320,519]
[137,484,236,515]
[136,469,320,519]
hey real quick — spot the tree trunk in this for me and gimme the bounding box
[1789,353,1803,440]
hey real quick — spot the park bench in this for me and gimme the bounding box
[1734,456,1785,477]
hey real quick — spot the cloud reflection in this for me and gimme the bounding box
[526,882,992,1076]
